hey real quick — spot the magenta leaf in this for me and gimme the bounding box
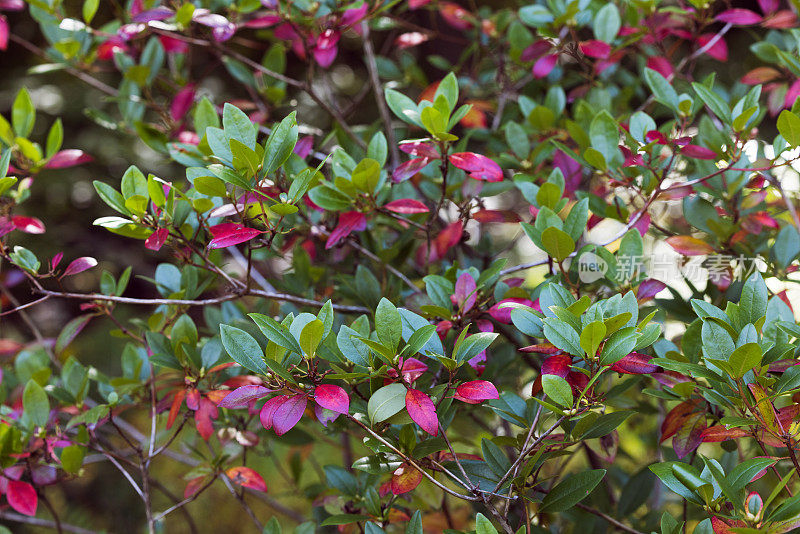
[145,228,169,251]
[170,84,195,121]
[392,157,431,183]
[646,56,673,79]
[0,15,7,51]
[579,40,611,59]
[637,279,666,301]
[12,216,45,234]
[532,53,558,78]
[219,385,272,408]
[314,384,350,414]
[682,144,717,160]
[448,152,503,182]
[62,256,98,277]
[384,199,430,214]
[45,149,93,169]
[697,34,728,62]
[541,355,572,378]
[325,211,367,249]
[610,352,660,375]
[452,272,477,312]
[259,395,287,430]
[272,394,307,435]
[716,8,763,25]
[405,389,438,436]
[51,252,63,270]
[313,29,340,68]
[208,223,263,249]
[454,380,499,404]
[398,141,440,159]
[6,479,37,516]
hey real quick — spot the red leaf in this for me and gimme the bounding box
[454,380,499,404]
[716,8,763,25]
[12,216,45,234]
[579,40,611,59]
[646,56,673,78]
[145,228,169,251]
[405,389,439,436]
[170,84,196,121]
[44,149,93,169]
[682,144,717,160]
[62,257,98,277]
[6,479,37,516]
[195,397,218,440]
[661,399,702,442]
[533,54,558,78]
[325,211,367,249]
[542,355,572,377]
[392,157,431,183]
[764,9,797,28]
[448,152,503,182]
[398,358,428,383]
[166,389,185,430]
[271,394,307,435]
[610,352,660,374]
[226,466,268,493]
[697,34,728,62]
[673,411,706,458]
[390,464,423,494]
[637,279,666,301]
[184,476,208,499]
[207,223,263,249]
[186,389,200,410]
[439,2,472,30]
[741,66,782,85]
[384,199,429,214]
[700,425,749,442]
[711,516,747,534]
[473,209,521,223]
[314,384,349,414]
[665,235,714,256]
[218,385,272,408]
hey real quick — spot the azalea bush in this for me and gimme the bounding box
[5,0,800,533]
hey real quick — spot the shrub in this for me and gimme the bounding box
[3,0,800,533]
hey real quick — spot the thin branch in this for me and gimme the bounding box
[361,21,400,170]
[0,511,95,534]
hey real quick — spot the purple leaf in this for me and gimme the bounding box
[271,394,307,435]
[314,384,349,414]
[218,385,272,409]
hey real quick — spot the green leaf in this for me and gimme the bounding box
[541,227,575,262]
[375,298,402,353]
[220,325,267,375]
[385,88,422,127]
[543,318,582,356]
[778,110,800,148]
[46,118,63,158]
[589,111,621,167]
[60,444,86,474]
[728,343,762,379]
[518,5,554,27]
[578,411,633,439]
[739,271,768,325]
[23,379,49,427]
[12,87,35,138]
[453,332,498,364]
[368,383,407,423]
[194,97,220,133]
[593,4,620,43]
[262,517,282,534]
[83,0,100,22]
[300,319,325,357]
[644,68,679,111]
[249,313,303,355]
[308,184,352,211]
[93,181,131,215]
[474,513,498,534]
[263,112,298,175]
[223,103,256,150]
[541,375,573,407]
[434,72,459,112]
[599,327,638,365]
[540,469,606,512]
[351,158,381,193]
[692,82,730,123]
[580,321,606,358]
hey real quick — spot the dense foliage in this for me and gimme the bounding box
[4,0,800,533]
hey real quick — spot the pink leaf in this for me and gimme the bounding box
[244,14,281,28]
[682,145,717,160]
[384,199,429,214]
[193,10,236,41]
[488,298,534,324]
[145,228,169,251]
[448,152,503,182]
[454,380,499,404]
[646,56,673,79]
[12,216,45,234]
[532,53,558,78]
[341,3,368,27]
[716,8,763,25]
[325,211,367,249]
[294,136,314,158]
[63,257,98,277]
[398,358,428,383]
[45,149,93,169]
[637,279,666,301]
[579,40,611,59]
[159,35,188,54]
[439,2,472,30]
[610,352,660,374]
[132,7,174,23]
[218,385,272,408]
[6,479,37,516]
[314,384,349,414]
[631,211,650,237]
[272,394,307,435]
[313,29,340,68]
[259,395,287,430]
[405,389,438,436]
[226,466,268,493]
[665,235,714,256]
[208,223,263,249]
[392,157,431,183]
[409,0,432,8]
[542,355,572,378]
[786,79,800,109]
[697,34,728,62]
[452,272,477,312]
[195,397,218,440]
[170,85,196,121]
[0,15,8,51]
[758,0,779,14]
[51,252,63,270]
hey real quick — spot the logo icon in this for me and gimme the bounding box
[577,252,608,283]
